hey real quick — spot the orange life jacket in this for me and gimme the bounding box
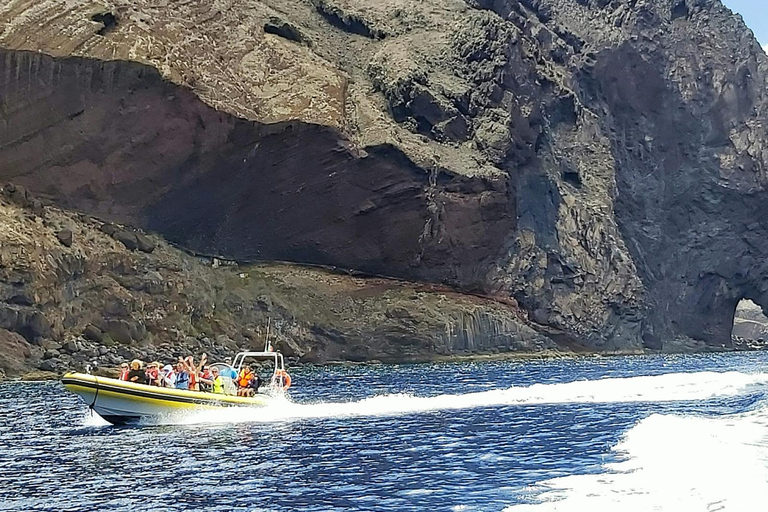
[238,369,254,388]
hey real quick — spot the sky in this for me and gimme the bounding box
[721,0,767,52]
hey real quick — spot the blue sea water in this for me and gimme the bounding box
[2,352,768,511]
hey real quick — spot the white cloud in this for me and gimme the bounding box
[763,43,768,55]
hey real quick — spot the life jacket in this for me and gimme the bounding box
[212,376,224,394]
[162,370,176,388]
[175,370,189,389]
[146,368,159,383]
[238,369,254,388]
[119,368,129,381]
[199,370,213,391]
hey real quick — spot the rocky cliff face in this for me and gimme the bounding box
[0,0,766,360]
[0,192,555,379]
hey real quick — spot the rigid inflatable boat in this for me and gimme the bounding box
[63,351,290,425]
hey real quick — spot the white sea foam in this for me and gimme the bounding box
[504,384,768,511]
[171,370,768,426]
[82,409,110,427]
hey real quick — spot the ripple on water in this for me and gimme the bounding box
[2,352,768,511]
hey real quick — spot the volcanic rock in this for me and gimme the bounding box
[113,231,139,251]
[63,340,80,353]
[135,233,156,254]
[3,184,29,207]
[99,223,117,236]
[0,0,765,366]
[0,329,31,375]
[83,324,105,343]
[264,17,306,44]
[56,229,73,247]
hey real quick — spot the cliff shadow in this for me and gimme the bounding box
[0,49,515,290]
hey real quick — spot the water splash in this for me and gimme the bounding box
[82,410,110,427]
[148,370,768,426]
[505,404,768,511]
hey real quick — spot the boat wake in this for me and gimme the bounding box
[81,369,768,509]
[505,402,768,511]
[164,370,768,426]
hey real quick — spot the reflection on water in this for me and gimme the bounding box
[1,352,768,512]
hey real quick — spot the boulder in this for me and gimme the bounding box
[83,324,104,343]
[3,183,30,207]
[0,328,32,377]
[102,319,145,344]
[41,339,62,351]
[104,320,134,344]
[38,358,61,372]
[275,338,304,358]
[99,223,117,236]
[80,347,99,358]
[30,199,45,218]
[56,228,73,247]
[27,311,51,339]
[43,349,60,359]
[135,233,156,253]
[63,340,80,353]
[113,230,138,251]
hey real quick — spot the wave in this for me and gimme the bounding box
[504,404,768,512]
[166,370,768,426]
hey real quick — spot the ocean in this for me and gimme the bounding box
[2,352,767,511]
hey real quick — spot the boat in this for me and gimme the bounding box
[62,350,292,425]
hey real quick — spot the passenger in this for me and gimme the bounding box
[199,365,213,392]
[248,372,262,395]
[118,362,129,381]
[126,360,146,384]
[175,360,190,390]
[224,358,238,380]
[145,362,160,386]
[211,367,225,394]
[183,353,207,391]
[237,364,255,397]
[160,364,176,388]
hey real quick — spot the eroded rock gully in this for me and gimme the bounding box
[0,0,766,376]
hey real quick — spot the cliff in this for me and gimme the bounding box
[0,0,766,376]
[0,194,556,379]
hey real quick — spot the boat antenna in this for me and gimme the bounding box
[264,317,272,352]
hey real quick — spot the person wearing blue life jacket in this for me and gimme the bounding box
[175,360,190,390]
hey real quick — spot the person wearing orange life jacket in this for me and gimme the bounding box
[237,364,256,397]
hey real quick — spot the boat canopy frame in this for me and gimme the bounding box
[231,351,285,375]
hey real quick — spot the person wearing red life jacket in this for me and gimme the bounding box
[118,362,129,381]
[145,362,160,386]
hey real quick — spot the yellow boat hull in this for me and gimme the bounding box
[62,373,271,425]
